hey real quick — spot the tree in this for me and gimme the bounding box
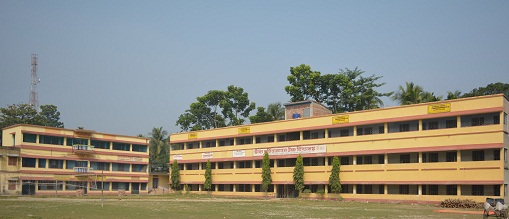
[333,68,391,112]
[38,105,64,128]
[446,91,462,100]
[249,107,273,124]
[285,64,321,102]
[293,154,304,194]
[170,160,181,191]
[220,85,256,126]
[0,103,64,144]
[176,85,256,131]
[204,160,212,191]
[267,102,285,121]
[328,156,341,193]
[392,82,425,105]
[148,127,170,164]
[392,82,442,105]
[261,151,272,192]
[462,82,509,98]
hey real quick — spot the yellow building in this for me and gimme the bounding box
[169,94,509,203]
[0,125,149,195]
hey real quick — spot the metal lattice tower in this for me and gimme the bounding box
[29,54,40,111]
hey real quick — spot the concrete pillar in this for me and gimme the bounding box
[418,152,422,163]
[384,123,388,134]
[457,116,461,128]
[353,185,357,194]
[384,185,388,194]
[325,185,329,194]
[418,120,423,131]
[353,126,357,136]
[457,185,461,196]
[325,129,329,138]
[353,155,357,165]
[457,150,461,162]
[418,185,422,196]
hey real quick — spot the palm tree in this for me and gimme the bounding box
[392,82,425,105]
[267,102,285,121]
[446,90,462,100]
[149,127,169,164]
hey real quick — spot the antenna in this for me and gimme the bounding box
[29,54,40,111]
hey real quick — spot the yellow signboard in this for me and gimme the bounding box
[188,133,198,139]
[238,127,250,134]
[332,115,349,124]
[428,103,451,114]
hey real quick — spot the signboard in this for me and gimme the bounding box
[233,150,246,157]
[253,145,326,156]
[332,115,349,124]
[238,127,250,134]
[188,133,198,139]
[173,154,182,160]
[118,156,143,162]
[202,152,213,159]
[428,103,451,114]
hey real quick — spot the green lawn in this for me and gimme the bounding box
[0,194,482,219]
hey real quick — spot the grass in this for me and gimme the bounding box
[0,194,482,219]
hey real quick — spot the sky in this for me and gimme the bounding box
[1,1,508,137]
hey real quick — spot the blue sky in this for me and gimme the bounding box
[1,1,508,136]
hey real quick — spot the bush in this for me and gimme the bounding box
[316,189,325,195]
[440,199,483,209]
[302,189,312,194]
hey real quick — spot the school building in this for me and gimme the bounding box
[0,125,149,195]
[169,94,509,203]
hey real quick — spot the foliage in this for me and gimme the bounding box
[440,199,483,209]
[392,82,442,105]
[285,65,390,113]
[184,184,190,194]
[293,154,304,193]
[316,189,325,195]
[170,160,180,191]
[267,102,285,121]
[446,90,462,100]
[249,102,285,124]
[328,68,391,112]
[302,189,312,194]
[204,160,212,191]
[328,156,341,193]
[261,151,272,192]
[249,107,273,124]
[148,127,170,165]
[0,103,64,143]
[462,82,509,98]
[285,64,321,102]
[176,85,255,131]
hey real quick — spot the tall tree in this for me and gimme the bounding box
[267,102,285,121]
[285,64,321,102]
[328,156,341,193]
[38,105,64,128]
[261,151,272,192]
[176,85,255,131]
[0,103,64,144]
[220,85,256,126]
[392,82,442,105]
[446,90,462,100]
[293,154,305,194]
[170,160,181,191]
[249,107,273,124]
[204,160,212,191]
[148,127,169,164]
[391,82,425,105]
[462,82,509,98]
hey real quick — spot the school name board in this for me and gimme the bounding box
[253,145,326,156]
[428,103,451,114]
[332,115,349,124]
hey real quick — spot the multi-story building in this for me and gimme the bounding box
[0,124,149,195]
[169,94,509,203]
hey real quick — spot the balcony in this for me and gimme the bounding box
[72,145,94,154]
[74,167,94,174]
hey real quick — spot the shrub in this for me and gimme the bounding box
[316,189,325,195]
[302,189,312,194]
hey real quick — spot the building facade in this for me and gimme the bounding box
[169,94,509,203]
[0,125,149,195]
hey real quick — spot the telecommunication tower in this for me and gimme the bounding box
[29,54,40,111]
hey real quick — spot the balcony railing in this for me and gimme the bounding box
[72,145,94,154]
[74,167,94,173]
